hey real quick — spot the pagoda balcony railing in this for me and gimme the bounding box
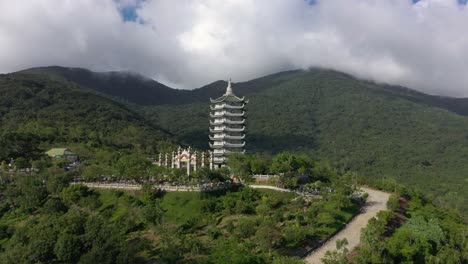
[209,134,245,140]
[210,103,245,110]
[212,149,246,156]
[209,142,245,148]
[213,157,226,163]
[210,126,245,133]
[210,111,245,118]
[210,119,245,125]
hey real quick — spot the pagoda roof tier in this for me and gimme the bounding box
[209,134,245,141]
[209,142,245,148]
[210,111,245,118]
[212,149,246,156]
[210,103,246,110]
[212,152,228,157]
[210,126,245,133]
[210,95,248,104]
[213,159,226,164]
[210,119,245,125]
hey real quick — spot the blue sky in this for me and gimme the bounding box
[121,6,138,21]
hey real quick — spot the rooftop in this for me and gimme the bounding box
[45,148,76,157]
[210,79,248,103]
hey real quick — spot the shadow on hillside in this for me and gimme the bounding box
[172,131,318,154]
[248,133,318,154]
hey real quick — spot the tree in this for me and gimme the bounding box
[272,256,304,264]
[45,168,72,194]
[386,216,445,263]
[249,154,270,175]
[60,184,93,206]
[54,233,82,263]
[114,154,151,181]
[255,225,282,255]
[15,157,30,170]
[1,160,7,172]
[321,239,349,264]
[270,152,299,174]
[142,201,165,225]
[236,217,257,238]
[17,176,48,212]
[210,238,265,264]
[282,225,306,247]
[81,164,108,182]
[387,193,400,212]
[228,153,251,178]
[256,203,271,218]
[43,197,68,214]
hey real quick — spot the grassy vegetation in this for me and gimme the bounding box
[160,192,205,225]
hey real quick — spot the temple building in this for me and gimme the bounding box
[209,79,248,168]
[154,147,210,175]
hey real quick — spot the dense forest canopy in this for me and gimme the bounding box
[0,72,175,161]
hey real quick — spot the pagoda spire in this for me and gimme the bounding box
[225,78,234,96]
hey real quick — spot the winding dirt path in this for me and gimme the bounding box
[305,187,391,264]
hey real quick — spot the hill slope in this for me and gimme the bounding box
[18,67,468,214]
[149,70,468,214]
[0,72,174,160]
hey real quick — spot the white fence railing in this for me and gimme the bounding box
[72,182,240,192]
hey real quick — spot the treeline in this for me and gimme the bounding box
[228,152,347,188]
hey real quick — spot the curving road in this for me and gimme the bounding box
[305,187,391,264]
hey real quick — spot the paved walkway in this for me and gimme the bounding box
[72,182,237,192]
[304,187,390,264]
[247,184,292,192]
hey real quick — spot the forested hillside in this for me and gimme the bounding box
[20,67,468,215]
[148,70,468,214]
[0,72,174,161]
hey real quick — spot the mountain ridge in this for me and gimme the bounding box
[20,66,468,116]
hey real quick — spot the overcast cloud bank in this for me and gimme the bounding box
[1,0,468,96]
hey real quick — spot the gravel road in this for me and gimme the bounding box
[304,187,391,264]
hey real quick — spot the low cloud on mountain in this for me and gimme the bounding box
[1,0,468,96]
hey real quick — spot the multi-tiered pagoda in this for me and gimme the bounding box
[209,79,248,168]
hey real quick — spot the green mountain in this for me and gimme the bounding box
[19,67,468,214]
[0,71,174,161]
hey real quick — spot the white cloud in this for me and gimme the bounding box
[1,0,468,96]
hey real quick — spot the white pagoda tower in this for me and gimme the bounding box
[209,79,248,168]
